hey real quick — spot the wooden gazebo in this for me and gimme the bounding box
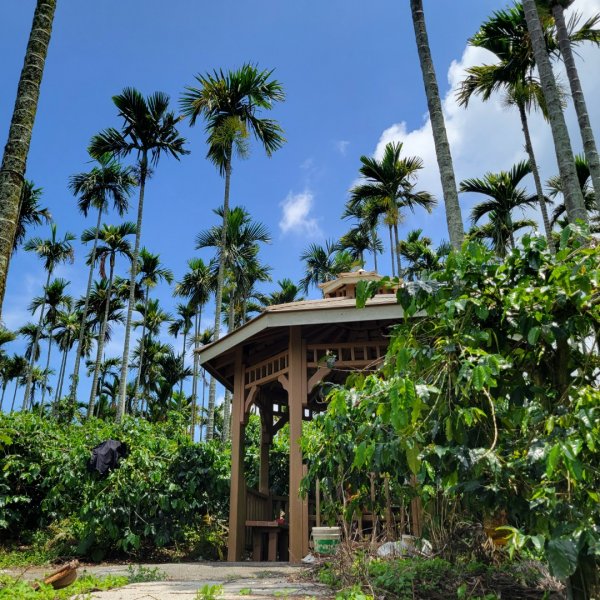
[199,271,401,563]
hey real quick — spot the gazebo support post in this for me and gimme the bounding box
[227,348,246,561]
[288,326,308,562]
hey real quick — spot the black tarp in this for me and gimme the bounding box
[88,439,128,476]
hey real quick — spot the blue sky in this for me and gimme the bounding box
[2,0,599,412]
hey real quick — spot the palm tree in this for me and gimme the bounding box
[196,328,214,441]
[521,0,587,224]
[174,258,215,439]
[22,225,75,408]
[299,241,357,293]
[14,181,52,252]
[89,88,188,421]
[151,349,192,416]
[132,249,173,406]
[547,155,599,230]
[133,338,170,417]
[460,161,540,256]
[398,229,450,280]
[132,297,172,412]
[409,0,464,248]
[544,1,600,207]
[82,222,135,417]
[27,366,53,412]
[342,198,384,272]
[0,0,57,317]
[168,301,196,396]
[18,323,43,364]
[262,279,305,306]
[457,4,556,250]
[29,278,72,410]
[180,64,285,353]
[338,224,383,268]
[0,350,15,411]
[68,153,135,405]
[349,142,436,276]
[79,279,127,353]
[53,309,83,404]
[197,206,271,440]
[7,355,28,412]
[86,356,121,418]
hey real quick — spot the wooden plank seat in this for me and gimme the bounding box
[245,520,289,561]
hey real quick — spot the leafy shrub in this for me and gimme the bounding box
[304,229,600,595]
[0,411,230,560]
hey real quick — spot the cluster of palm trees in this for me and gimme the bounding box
[0,63,287,442]
[298,1,599,287]
[1,1,600,441]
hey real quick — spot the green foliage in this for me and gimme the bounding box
[319,557,556,600]
[0,411,230,560]
[196,583,223,600]
[304,229,600,592]
[244,414,289,497]
[335,585,373,600]
[126,564,167,582]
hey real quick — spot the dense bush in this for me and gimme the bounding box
[321,556,562,600]
[303,229,600,597]
[0,411,230,560]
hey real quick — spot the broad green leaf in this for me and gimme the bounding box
[406,443,421,476]
[546,538,579,579]
[527,326,541,345]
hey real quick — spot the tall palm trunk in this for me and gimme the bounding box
[178,327,188,397]
[518,102,556,251]
[89,260,115,418]
[190,307,201,440]
[133,285,150,411]
[552,3,600,210]
[117,158,147,421]
[199,368,207,441]
[393,222,402,276]
[23,269,51,409]
[0,383,7,411]
[207,153,232,440]
[388,225,396,277]
[522,0,587,224]
[10,381,19,412]
[371,227,379,272]
[222,299,235,441]
[0,0,57,318]
[54,333,70,405]
[410,0,464,249]
[39,333,53,411]
[69,207,103,405]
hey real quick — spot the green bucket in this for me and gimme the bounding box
[312,527,341,554]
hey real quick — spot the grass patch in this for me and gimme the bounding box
[0,573,128,599]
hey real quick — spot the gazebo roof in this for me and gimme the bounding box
[318,269,381,297]
[199,292,400,367]
[199,294,403,388]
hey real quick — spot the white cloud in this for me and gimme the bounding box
[278,190,323,237]
[335,140,350,156]
[370,0,600,240]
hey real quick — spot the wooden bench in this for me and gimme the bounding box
[245,520,289,561]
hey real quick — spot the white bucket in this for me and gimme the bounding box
[312,526,341,554]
